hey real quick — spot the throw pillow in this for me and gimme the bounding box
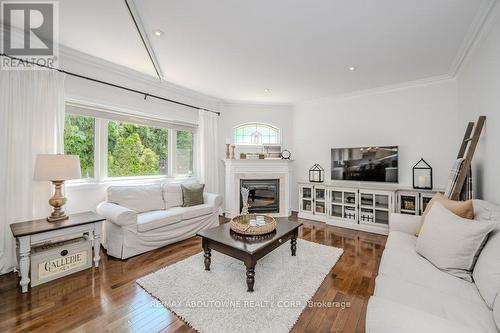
[181,183,205,207]
[416,202,494,282]
[415,192,474,236]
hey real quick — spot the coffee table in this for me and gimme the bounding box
[196,221,303,292]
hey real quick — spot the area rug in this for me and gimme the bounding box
[137,239,343,333]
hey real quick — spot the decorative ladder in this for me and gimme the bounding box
[449,115,486,200]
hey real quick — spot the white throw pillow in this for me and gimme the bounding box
[473,228,500,308]
[416,202,494,282]
[162,183,183,208]
[107,184,165,213]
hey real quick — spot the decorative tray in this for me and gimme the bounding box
[230,214,277,236]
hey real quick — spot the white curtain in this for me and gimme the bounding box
[0,69,66,274]
[197,110,219,194]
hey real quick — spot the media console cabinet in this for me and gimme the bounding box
[298,182,441,235]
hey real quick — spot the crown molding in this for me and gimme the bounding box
[449,0,498,77]
[295,74,455,107]
[59,46,222,109]
[220,100,293,109]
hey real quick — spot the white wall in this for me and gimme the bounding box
[456,2,500,204]
[60,48,221,213]
[291,80,461,210]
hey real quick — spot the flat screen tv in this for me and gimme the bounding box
[331,146,398,183]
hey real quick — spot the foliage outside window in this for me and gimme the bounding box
[64,114,95,178]
[175,131,194,175]
[234,123,280,145]
[107,121,168,177]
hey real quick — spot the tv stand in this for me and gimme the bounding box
[298,181,440,235]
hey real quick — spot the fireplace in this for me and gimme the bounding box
[240,179,280,214]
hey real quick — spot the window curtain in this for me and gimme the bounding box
[197,110,219,194]
[0,69,66,274]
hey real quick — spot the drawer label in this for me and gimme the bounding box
[38,251,88,279]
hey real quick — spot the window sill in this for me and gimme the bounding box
[65,175,197,191]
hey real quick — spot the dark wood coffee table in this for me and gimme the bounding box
[196,221,303,292]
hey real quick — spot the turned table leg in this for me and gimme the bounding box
[245,264,255,292]
[18,236,31,293]
[93,222,102,268]
[204,249,211,271]
[291,236,297,256]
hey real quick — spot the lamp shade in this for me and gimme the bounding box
[34,154,81,181]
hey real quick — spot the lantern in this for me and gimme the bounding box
[413,158,433,190]
[309,164,324,183]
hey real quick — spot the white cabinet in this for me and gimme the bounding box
[298,182,395,235]
[327,187,358,222]
[358,190,392,226]
[398,191,419,215]
[299,184,327,216]
[299,184,314,214]
[396,190,438,216]
[313,186,327,216]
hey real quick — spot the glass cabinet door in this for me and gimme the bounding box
[302,186,312,199]
[344,206,357,221]
[315,188,326,201]
[301,199,312,212]
[330,190,342,204]
[360,193,373,207]
[400,194,418,215]
[420,194,434,215]
[315,201,325,214]
[375,195,389,209]
[375,210,389,225]
[330,204,342,218]
[344,192,356,205]
[300,185,314,213]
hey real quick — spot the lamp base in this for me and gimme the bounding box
[47,180,68,223]
[47,214,69,222]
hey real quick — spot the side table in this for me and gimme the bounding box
[10,211,105,293]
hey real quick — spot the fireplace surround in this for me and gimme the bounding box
[223,159,292,218]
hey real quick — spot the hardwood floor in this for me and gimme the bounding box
[0,215,386,333]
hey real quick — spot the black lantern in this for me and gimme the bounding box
[309,164,324,183]
[413,158,433,190]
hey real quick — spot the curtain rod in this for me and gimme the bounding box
[0,53,221,116]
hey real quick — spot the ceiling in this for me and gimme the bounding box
[55,0,491,103]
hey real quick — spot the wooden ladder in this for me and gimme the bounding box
[449,115,486,200]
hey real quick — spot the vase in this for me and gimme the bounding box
[241,187,250,215]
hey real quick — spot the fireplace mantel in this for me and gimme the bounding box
[222,159,292,218]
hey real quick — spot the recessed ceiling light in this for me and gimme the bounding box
[349,66,357,71]
[264,89,271,93]
[153,29,164,37]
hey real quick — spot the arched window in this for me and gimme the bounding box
[234,123,280,145]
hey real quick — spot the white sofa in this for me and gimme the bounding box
[367,199,500,333]
[96,183,222,259]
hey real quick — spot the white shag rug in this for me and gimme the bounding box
[137,239,343,333]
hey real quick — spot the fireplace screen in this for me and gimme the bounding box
[240,179,280,214]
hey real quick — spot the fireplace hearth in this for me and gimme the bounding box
[240,179,280,214]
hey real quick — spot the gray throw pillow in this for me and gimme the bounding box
[416,201,494,282]
[181,183,205,207]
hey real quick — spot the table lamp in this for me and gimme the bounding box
[34,154,81,222]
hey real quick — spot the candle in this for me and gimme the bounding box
[418,175,426,187]
[225,138,231,144]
